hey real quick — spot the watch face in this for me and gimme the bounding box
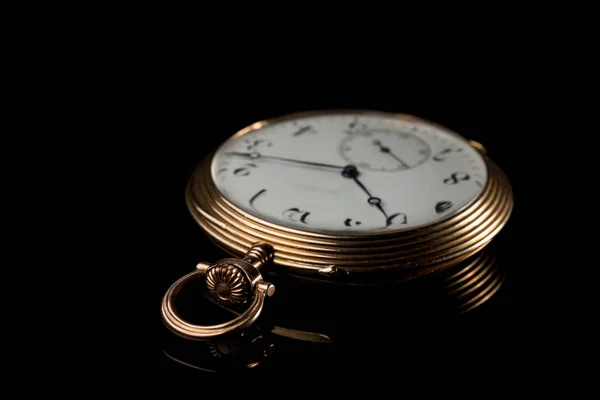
[210,111,487,235]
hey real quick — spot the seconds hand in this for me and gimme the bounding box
[372,140,411,169]
[225,151,345,171]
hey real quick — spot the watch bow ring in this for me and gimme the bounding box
[161,243,275,340]
[161,110,514,338]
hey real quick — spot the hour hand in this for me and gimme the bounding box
[341,165,407,227]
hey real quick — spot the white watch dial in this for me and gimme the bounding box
[210,112,487,235]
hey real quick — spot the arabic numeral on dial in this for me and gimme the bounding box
[344,218,362,227]
[433,148,463,161]
[249,189,267,207]
[386,212,407,226]
[233,163,257,176]
[443,172,470,185]
[292,126,316,137]
[347,117,368,132]
[283,208,310,224]
[435,201,453,213]
[244,139,272,151]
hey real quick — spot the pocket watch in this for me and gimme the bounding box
[161,110,513,340]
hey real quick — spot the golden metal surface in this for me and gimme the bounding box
[185,110,514,282]
[161,243,276,340]
[439,249,506,313]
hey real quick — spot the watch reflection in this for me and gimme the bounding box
[161,244,512,372]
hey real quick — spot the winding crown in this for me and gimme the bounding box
[205,264,251,307]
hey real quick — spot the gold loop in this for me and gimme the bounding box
[161,270,268,340]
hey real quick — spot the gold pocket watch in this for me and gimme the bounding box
[161,110,513,340]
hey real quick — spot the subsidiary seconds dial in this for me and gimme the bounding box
[340,129,431,172]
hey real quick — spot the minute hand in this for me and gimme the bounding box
[225,152,345,171]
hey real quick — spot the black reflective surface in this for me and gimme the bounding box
[155,99,536,374]
[160,244,518,373]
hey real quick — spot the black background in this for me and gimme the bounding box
[149,64,560,378]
